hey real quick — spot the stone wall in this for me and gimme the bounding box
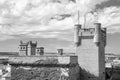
[75,23,106,80]
[8,56,80,80]
[11,66,69,80]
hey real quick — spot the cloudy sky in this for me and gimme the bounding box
[0,0,120,54]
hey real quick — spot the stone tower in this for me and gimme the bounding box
[74,23,106,80]
[36,47,44,55]
[27,41,37,56]
[19,41,28,56]
[57,49,63,55]
[19,41,37,56]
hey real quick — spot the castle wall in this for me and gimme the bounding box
[77,39,99,77]
[27,47,31,56]
[77,39,105,80]
[11,66,69,80]
[19,47,27,56]
[99,37,105,80]
[31,47,36,55]
[75,23,106,80]
[8,56,80,80]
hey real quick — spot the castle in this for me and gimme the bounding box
[17,22,107,80]
[0,22,107,80]
[74,23,106,80]
[19,40,64,56]
[19,41,44,56]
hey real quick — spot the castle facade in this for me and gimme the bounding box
[19,41,44,56]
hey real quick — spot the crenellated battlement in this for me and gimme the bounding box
[74,23,107,80]
[74,23,107,47]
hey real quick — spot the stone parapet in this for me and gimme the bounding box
[2,56,79,80]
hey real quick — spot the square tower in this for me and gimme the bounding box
[74,23,106,80]
[36,47,44,55]
[19,41,28,56]
[27,41,37,56]
[57,49,63,55]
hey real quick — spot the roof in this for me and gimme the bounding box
[0,52,18,56]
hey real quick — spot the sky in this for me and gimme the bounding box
[0,0,120,54]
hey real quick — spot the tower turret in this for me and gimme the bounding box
[19,40,28,56]
[36,47,44,55]
[74,23,107,80]
[27,41,37,56]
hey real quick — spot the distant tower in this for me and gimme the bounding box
[74,23,107,80]
[36,47,44,55]
[27,41,37,56]
[19,41,28,56]
[57,49,63,55]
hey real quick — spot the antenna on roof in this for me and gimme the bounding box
[76,0,80,25]
[94,12,98,23]
[78,10,80,24]
[84,14,86,28]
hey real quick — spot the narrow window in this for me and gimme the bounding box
[21,47,22,50]
[23,47,25,49]
[37,49,39,52]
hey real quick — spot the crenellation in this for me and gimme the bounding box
[0,23,107,80]
[74,22,106,80]
[19,41,43,56]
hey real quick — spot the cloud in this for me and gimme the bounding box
[0,0,117,41]
[76,0,109,15]
[97,6,120,33]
